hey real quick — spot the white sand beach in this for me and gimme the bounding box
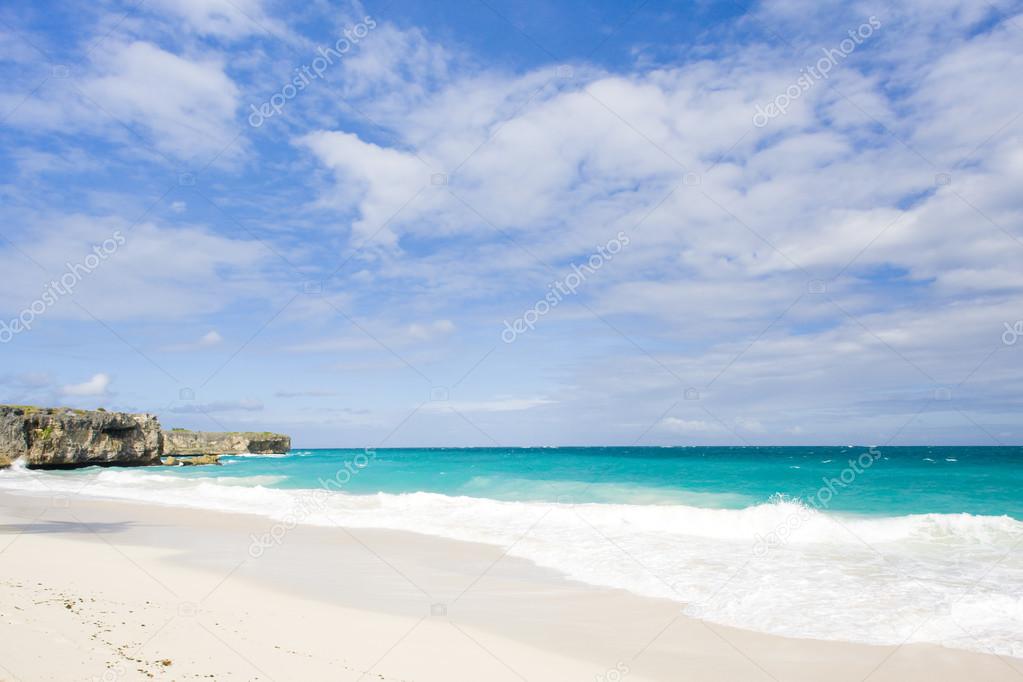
[1,490,1019,681]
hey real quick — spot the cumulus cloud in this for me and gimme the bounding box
[289,9,1023,443]
[299,11,1023,310]
[61,373,111,397]
[0,39,241,161]
[298,130,430,243]
[197,330,223,346]
[83,41,240,158]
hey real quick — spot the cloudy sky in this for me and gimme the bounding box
[1,0,1021,446]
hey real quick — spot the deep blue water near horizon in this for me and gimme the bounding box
[193,445,1023,519]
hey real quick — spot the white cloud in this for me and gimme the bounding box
[298,130,430,243]
[0,212,276,321]
[337,23,453,110]
[0,40,241,161]
[406,320,455,341]
[10,147,102,177]
[61,373,111,397]
[198,330,223,347]
[83,41,240,159]
[147,0,284,40]
[298,16,1023,333]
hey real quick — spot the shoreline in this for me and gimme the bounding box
[1,490,1020,680]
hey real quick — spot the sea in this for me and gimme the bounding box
[1,445,1021,657]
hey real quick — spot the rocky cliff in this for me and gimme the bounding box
[0,406,291,468]
[161,429,291,456]
[0,405,162,468]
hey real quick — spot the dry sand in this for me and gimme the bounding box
[1,490,1020,681]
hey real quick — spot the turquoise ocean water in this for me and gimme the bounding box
[207,446,1023,517]
[2,446,1022,656]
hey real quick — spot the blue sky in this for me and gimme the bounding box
[1,0,1022,446]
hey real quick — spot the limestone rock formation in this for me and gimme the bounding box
[161,453,221,466]
[0,405,162,468]
[162,429,291,456]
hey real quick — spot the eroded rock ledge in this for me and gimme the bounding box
[0,406,161,468]
[162,429,291,457]
[0,406,290,469]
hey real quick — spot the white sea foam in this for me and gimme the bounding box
[1,466,1020,657]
